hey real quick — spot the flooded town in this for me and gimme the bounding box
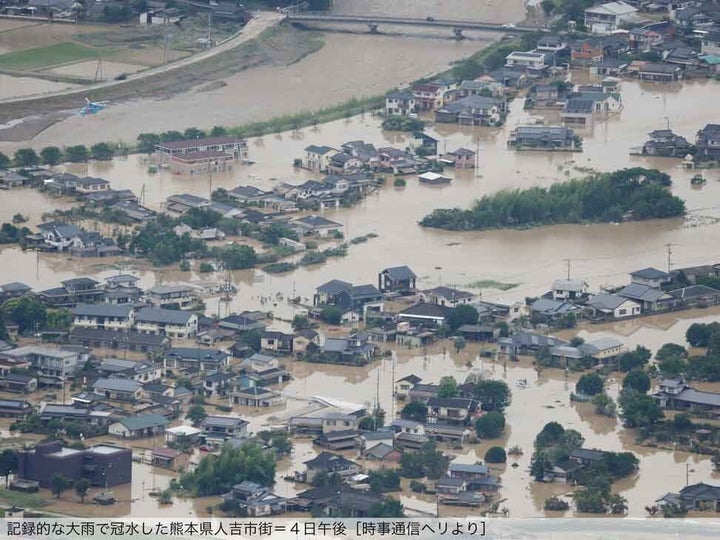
[0,0,719,535]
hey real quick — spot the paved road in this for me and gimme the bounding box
[286,13,542,33]
[0,11,284,105]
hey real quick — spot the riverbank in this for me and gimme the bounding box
[0,18,317,140]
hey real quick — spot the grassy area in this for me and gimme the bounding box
[0,42,108,71]
[0,488,51,509]
[228,95,384,139]
[466,280,519,291]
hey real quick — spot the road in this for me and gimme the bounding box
[286,13,541,33]
[0,11,284,105]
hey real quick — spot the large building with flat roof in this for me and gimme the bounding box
[18,441,131,488]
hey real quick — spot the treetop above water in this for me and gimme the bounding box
[420,168,685,231]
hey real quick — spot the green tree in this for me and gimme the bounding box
[177,442,275,496]
[622,369,650,394]
[576,373,604,396]
[50,473,71,499]
[219,244,257,270]
[474,411,505,438]
[46,309,73,331]
[673,413,693,432]
[359,406,386,430]
[40,146,62,166]
[454,336,467,353]
[0,449,18,488]
[291,315,312,330]
[472,379,511,411]
[446,304,479,331]
[619,391,663,427]
[91,142,115,161]
[531,453,551,481]
[437,376,459,398]
[452,57,482,81]
[686,323,718,347]
[137,133,161,154]
[401,402,427,422]
[0,152,10,169]
[13,148,39,167]
[535,421,565,449]
[656,343,687,362]
[367,497,404,518]
[319,306,342,325]
[74,478,90,503]
[184,127,206,139]
[240,329,262,352]
[210,126,228,136]
[484,446,507,463]
[64,145,89,162]
[618,346,652,372]
[186,404,207,427]
[1,295,47,333]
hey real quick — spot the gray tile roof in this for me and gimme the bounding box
[93,378,141,393]
[316,279,352,295]
[72,303,133,318]
[136,307,194,325]
[117,414,169,431]
[382,265,416,281]
[630,267,671,280]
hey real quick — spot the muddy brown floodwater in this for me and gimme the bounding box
[1,77,718,321]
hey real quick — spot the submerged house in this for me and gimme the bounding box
[653,379,720,414]
[641,129,692,157]
[434,95,506,126]
[508,125,580,151]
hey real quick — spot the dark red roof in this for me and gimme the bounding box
[157,136,242,150]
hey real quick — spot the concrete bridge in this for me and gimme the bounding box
[285,12,543,39]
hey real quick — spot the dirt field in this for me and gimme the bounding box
[47,60,148,80]
[0,24,323,130]
[0,22,108,52]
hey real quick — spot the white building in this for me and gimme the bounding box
[146,284,196,310]
[71,304,135,331]
[134,308,198,339]
[551,279,589,301]
[584,1,638,35]
[505,51,547,71]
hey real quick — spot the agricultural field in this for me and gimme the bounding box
[0,41,109,71]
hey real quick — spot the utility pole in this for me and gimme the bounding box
[666,243,674,273]
[563,258,571,280]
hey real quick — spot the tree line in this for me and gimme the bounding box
[420,168,685,231]
[1,144,121,168]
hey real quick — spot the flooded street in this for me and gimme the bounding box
[3,78,720,321]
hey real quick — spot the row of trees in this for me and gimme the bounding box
[4,144,118,168]
[137,126,231,154]
[420,168,685,231]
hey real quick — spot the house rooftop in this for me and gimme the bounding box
[382,265,417,281]
[630,267,671,280]
[117,414,169,431]
[156,136,243,150]
[93,378,141,393]
[135,307,194,325]
[71,303,133,318]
